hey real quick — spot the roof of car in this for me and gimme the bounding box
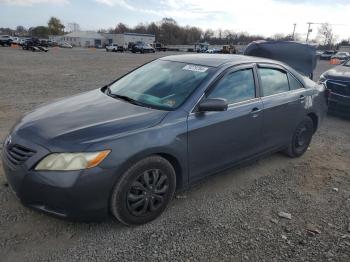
[160,54,276,67]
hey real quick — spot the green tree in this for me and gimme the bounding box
[30,26,50,38]
[48,17,65,35]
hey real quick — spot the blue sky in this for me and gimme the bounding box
[1,0,349,40]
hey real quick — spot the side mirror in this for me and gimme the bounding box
[197,98,228,112]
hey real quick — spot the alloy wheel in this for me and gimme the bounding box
[126,169,169,216]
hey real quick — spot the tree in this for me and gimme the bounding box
[48,17,65,35]
[30,26,50,38]
[15,25,27,36]
[317,23,335,48]
[113,23,129,33]
[0,27,14,35]
[202,29,214,42]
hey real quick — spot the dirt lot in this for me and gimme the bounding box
[0,47,350,262]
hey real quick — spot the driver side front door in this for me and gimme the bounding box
[187,65,264,182]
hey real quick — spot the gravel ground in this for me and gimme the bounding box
[0,47,350,262]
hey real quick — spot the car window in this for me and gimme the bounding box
[109,60,212,110]
[259,68,289,96]
[288,73,304,90]
[207,69,255,104]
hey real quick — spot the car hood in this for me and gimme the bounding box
[244,41,317,77]
[324,65,350,81]
[12,89,168,151]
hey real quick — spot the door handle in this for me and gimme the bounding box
[299,95,306,103]
[250,107,262,117]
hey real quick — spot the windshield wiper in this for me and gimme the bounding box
[106,87,146,107]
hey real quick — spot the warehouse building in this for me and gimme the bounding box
[49,31,105,47]
[103,32,155,48]
[49,31,155,48]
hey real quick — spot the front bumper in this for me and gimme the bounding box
[328,92,350,117]
[1,136,116,221]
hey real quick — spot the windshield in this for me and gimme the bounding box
[344,60,350,67]
[324,51,334,54]
[108,60,212,110]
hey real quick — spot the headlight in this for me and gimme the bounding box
[318,74,327,84]
[35,150,110,171]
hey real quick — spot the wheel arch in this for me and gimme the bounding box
[307,112,318,133]
[156,152,184,190]
[114,149,187,192]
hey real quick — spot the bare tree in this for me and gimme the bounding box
[15,25,27,36]
[67,23,80,32]
[317,23,335,48]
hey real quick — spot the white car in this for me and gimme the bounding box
[106,43,123,52]
[331,52,350,61]
[59,42,73,48]
[19,38,27,46]
[11,37,21,44]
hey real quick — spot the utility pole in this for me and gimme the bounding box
[292,23,296,40]
[306,22,313,42]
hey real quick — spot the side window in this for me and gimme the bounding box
[288,73,304,90]
[207,69,255,104]
[259,68,289,96]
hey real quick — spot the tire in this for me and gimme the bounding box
[284,116,314,158]
[110,156,176,225]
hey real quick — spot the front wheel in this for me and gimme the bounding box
[284,116,314,158]
[110,156,176,225]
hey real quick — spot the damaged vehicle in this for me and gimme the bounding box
[244,40,317,79]
[22,38,48,52]
[319,59,350,117]
[2,52,327,225]
[320,50,336,60]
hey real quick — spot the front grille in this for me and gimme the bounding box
[4,144,36,167]
[326,80,350,96]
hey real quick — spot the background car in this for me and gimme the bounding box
[131,42,155,53]
[59,42,73,48]
[320,50,337,60]
[319,59,350,117]
[106,43,123,52]
[331,52,350,61]
[0,35,13,46]
[19,38,28,46]
[244,40,317,79]
[11,37,21,45]
[22,38,48,52]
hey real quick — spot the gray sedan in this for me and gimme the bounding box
[2,54,328,225]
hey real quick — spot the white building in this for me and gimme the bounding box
[49,31,155,48]
[49,31,106,47]
[103,32,155,48]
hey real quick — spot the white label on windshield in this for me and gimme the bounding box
[182,64,208,72]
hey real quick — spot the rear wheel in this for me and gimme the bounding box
[110,156,176,225]
[284,116,314,158]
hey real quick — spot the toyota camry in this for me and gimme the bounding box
[2,54,327,225]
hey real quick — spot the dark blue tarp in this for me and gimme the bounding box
[244,40,317,78]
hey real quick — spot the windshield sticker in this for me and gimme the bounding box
[182,64,208,73]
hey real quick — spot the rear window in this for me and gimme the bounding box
[259,68,289,96]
